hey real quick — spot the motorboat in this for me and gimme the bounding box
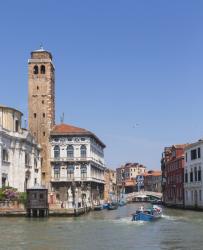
[132,205,162,222]
[93,204,103,211]
[118,199,127,207]
[107,202,118,210]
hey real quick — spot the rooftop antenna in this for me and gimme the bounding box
[39,43,44,51]
[60,112,65,124]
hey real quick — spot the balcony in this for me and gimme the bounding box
[51,176,104,183]
[184,181,202,188]
[50,156,104,167]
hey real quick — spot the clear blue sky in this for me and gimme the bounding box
[0,0,203,169]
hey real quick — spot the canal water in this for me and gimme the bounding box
[0,203,203,250]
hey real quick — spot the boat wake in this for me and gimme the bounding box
[113,217,146,226]
[161,214,188,222]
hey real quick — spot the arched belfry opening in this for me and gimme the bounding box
[41,65,46,74]
[33,65,38,74]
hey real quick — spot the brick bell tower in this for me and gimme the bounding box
[28,46,55,188]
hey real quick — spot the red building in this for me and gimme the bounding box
[143,170,162,193]
[163,144,187,207]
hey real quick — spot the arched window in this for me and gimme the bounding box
[80,145,87,158]
[54,165,60,179]
[81,165,87,179]
[198,167,201,181]
[25,153,30,166]
[67,165,74,179]
[40,65,46,74]
[2,149,9,162]
[185,170,188,183]
[190,168,193,182]
[33,65,38,74]
[194,167,198,181]
[67,145,74,158]
[54,145,60,159]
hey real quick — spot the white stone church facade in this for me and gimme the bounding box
[0,105,41,192]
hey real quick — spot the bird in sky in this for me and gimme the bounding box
[133,123,140,128]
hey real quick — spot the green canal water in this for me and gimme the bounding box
[0,203,203,250]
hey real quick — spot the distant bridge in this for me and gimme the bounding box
[126,191,162,202]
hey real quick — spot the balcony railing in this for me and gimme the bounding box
[51,176,104,183]
[50,156,104,166]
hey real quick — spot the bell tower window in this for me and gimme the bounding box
[41,65,46,74]
[33,65,38,74]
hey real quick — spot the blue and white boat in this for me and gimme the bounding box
[107,201,118,210]
[132,205,162,222]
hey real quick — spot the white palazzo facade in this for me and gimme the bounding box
[0,105,41,192]
[49,123,105,208]
[184,140,203,209]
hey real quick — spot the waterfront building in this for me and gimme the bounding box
[26,185,48,217]
[49,123,105,209]
[143,170,162,192]
[163,144,186,208]
[28,47,55,187]
[184,140,203,209]
[104,168,117,202]
[135,175,145,192]
[116,163,146,194]
[0,105,41,192]
[161,147,172,204]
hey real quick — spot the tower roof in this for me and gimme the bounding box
[31,45,52,60]
[34,45,45,52]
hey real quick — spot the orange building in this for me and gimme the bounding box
[104,168,117,202]
[116,163,146,194]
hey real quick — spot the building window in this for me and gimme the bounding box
[34,158,37,168]
[198,167,201,181]
[80,145,87,158]
[15,120,19,132]
[67,165,74,179]
[67,145,74,158]
[190,169,193,182]
[43,132,46,136]
[54,165,60,179]
[54,145,60,159]
[2,149,9,162]
[185,153,187,162]
[25,153,30,166]
[34,178,37,185]
[40,65,46,74]
[37,86,39,90]
[33,65,38,74]
[81,165,87,179]
[199,190,202,201]
[191,149,197,160]
[34,113,37,118]
[185,171,188,183]
[198,148,201,158]
[194,167,198,182]
[43,113,45,118]
[42,100,44,104]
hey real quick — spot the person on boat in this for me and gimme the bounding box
[140,205,144,212]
